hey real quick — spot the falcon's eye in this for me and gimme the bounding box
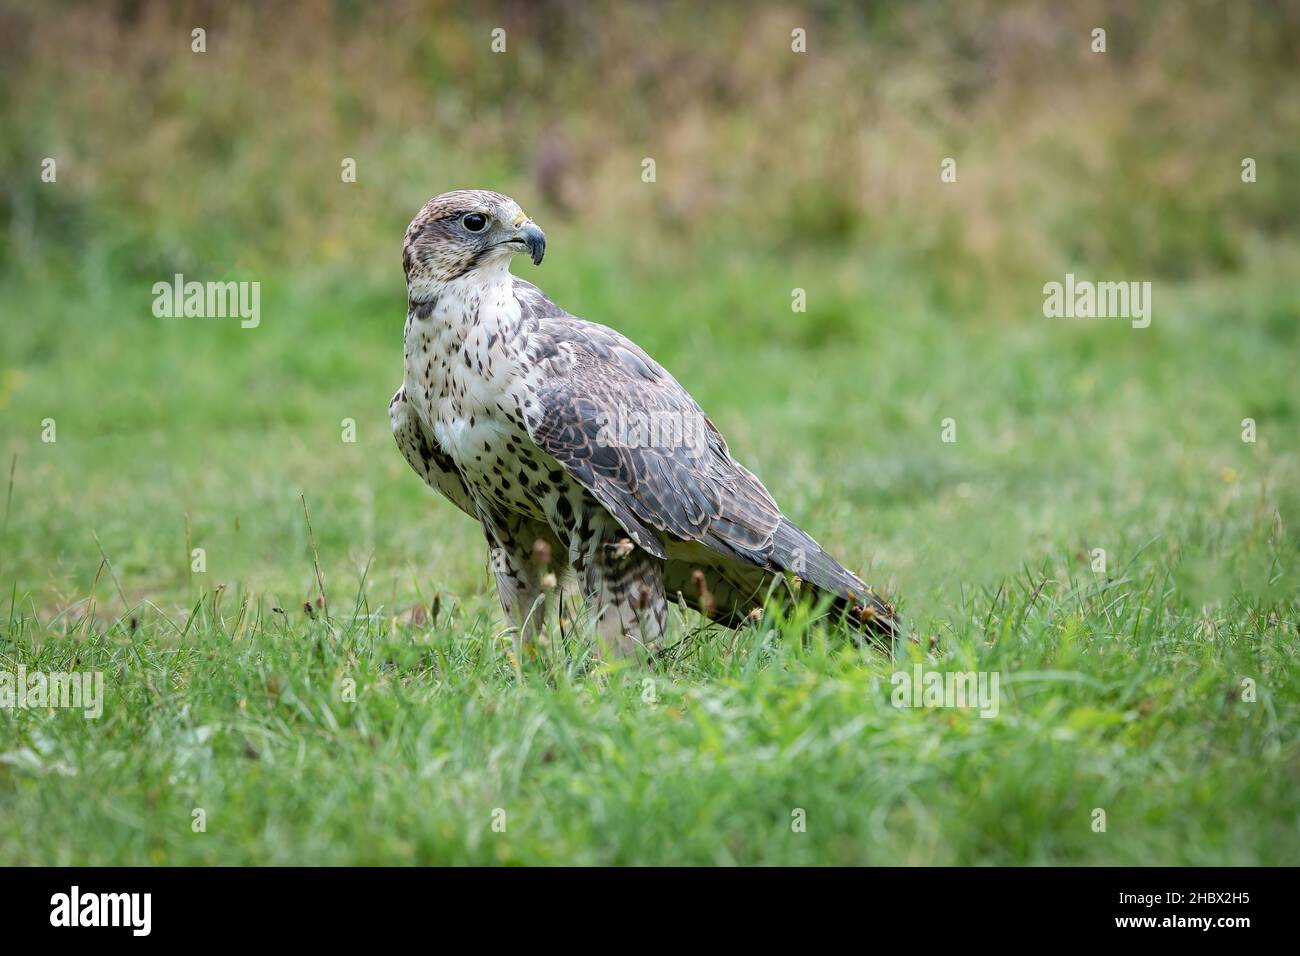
[462,212,489,233]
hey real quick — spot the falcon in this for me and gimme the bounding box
[390,189,897,657]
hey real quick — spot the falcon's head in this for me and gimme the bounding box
[402,189,546,288]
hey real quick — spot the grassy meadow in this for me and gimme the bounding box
[1,1,1298,865]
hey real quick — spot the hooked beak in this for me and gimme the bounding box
[517,221,546,266]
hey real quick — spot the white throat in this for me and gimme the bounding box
[408,254,515,306]
[403,260,526,414]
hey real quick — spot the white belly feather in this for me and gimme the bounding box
[403,272,544,516]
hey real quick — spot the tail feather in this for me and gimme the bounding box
[768,518,899,645]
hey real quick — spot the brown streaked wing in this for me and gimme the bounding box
[523,313,783,566]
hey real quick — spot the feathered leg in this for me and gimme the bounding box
[570,520,666,658]
[479,508,564,658]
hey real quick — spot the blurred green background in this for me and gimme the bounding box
[0,1,1297,864]
[2,0,1296,612]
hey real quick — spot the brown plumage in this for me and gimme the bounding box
[390,189,897,657]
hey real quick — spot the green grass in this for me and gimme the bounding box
[2,0,1298,866]
[1,239,1297,864]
